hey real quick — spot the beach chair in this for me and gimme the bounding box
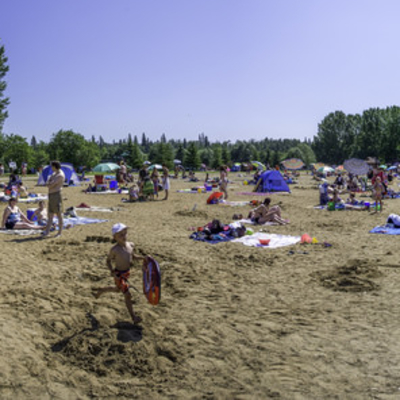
[94,175,105,185]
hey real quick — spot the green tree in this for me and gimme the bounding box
[48,129,99,167]
[0,43,10,133]
[211,145,223,169]
[130,142,143,169]
[221,144,231,165]
[199,147,213,167]
[3,134,33,170]
[175,143,185,163]
[184,142,201,170]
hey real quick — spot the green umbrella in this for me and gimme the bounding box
[92,163,121,173]
[379,164,387,169]
[148,164,163,171]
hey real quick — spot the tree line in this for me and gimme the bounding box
[312,107,400,165]
[3,41,399,171]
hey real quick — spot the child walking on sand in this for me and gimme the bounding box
[373,176,384,212]
[93,223,147,324]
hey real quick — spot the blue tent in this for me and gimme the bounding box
[37,162,80,186]
[255,170,290,193]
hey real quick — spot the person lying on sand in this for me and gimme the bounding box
[92,223,148,324]
[1,197,45,231]
[248,197,289,225]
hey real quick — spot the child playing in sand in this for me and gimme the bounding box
[93,223,147,324]
[31,200,49,226]
[373,176,384,212]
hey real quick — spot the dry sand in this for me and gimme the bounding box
[1,173,400,399]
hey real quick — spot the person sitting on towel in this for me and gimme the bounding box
[1,197,45,231]
[248,197,289,225]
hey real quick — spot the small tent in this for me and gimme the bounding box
[254,170,290,193]
[37,163,80,186]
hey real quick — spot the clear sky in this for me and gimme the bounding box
[2,0,400,144]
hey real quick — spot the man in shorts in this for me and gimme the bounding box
[43,161,65,237]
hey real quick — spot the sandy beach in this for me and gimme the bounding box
[1,172,400,399]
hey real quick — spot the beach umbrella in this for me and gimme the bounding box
[343,158,370,175]
[281,158,305,170]
[335,165,344,171]
[147,164,163,171]
[311,162,325,170]
[317,166,335,174]
[387,165,397,171]
[379,164,387,170]
[251,161,266,170]
[92,163,120,173]
[174,159,181,164]
[143,160,151,165]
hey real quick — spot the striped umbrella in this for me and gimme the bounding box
[344,158,370,175]
[281,158,305,170]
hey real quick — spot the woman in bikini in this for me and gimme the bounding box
[219,165,228,200]
[1,197,45,231]
[248,197,289,225]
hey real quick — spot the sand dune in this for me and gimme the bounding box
[1,173,400,399]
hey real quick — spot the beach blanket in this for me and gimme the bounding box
[62,216,108,228]
[236,191,290,196]
[369,225,400,235]
[232,232,301,248]
[218,200,250,207]
[0,216,108,235]
[0,229,40,236]
[0,195,48,203]
[85,190,128,195]
[177,188,206,194]
[236,218,278,226]
[76,206,120,212]
[189,231,236,244]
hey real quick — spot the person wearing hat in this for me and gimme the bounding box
[92,223,148,324]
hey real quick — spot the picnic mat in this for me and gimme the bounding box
[232,232,301,248]
[218,200,251,207]
[369,224,400,235]
[0,195,48,203]
[76,206,121,212]
[85,190,128,195]
[0,217,108,235]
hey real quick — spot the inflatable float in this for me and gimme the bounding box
[143,256,161,305]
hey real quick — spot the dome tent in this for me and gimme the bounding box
[254,170,290,193]
[37,163,80,186]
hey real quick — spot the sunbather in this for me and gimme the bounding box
[248,197,289,225]
[1,197,45,231]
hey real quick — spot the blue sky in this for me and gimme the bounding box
[2,0,400,143]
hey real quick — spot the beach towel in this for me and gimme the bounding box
[232,232,301,248]
[62,216,108,228]
[369,225,400,235]
[76,206,120,212]
[177,188,206,194]
[85,190,128,195]
[370,214,400,234]
[0,229,40,236]
[218,200,251,207]
[0,195,48,203]
[236,218,278,226]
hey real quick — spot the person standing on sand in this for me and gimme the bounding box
[93,223,148,324]
[162,164,170,200]
[219,165,228,200]
[43,161,65,238]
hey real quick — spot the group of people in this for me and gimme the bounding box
[1,161,65,235]
[319,166,394,212]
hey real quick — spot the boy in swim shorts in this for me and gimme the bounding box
[93,223,147,324]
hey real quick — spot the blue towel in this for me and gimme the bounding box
[369,224,400,235]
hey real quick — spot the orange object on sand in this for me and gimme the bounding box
[259,239,271,246]
[301,233,312,244]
